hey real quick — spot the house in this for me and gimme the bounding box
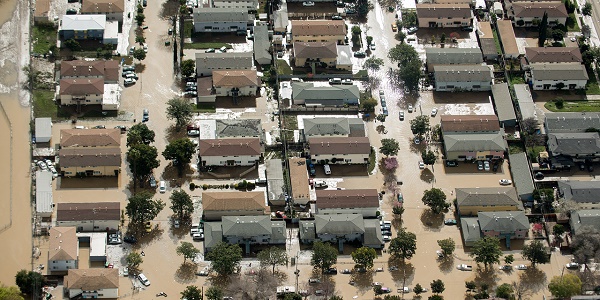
[56,202,120,232]
[510,2,568,26]
[507,152,535,202]
[545,112,600,133]
[491,83,517,127]
[570,210,600,235]
[273,4,288,34]
[61,60,119,83]
[35,117,52,143]
[48,227,78,272]
[308,137,371,164]
[456,187,523,216]
[64,268,118,299]
[59,129,121,177]
[292,82,360,106]
[76,232,107,262]
[524,47,582,64]
[290,20,347,44]
[547,132,600,163]
[529,63,588,90]
[301,117,365,140]
[203,216,286,254]
[425,48,483,72]
[558,180,600,210]
[195,52,253,77]
[433,65,493,92]
[316,189,379,217]
[299,214,383,251]
[253,24,271,65]
[443,132,506,161]
[195,119,263,140]
[58,60,120,110]
[198,137,261,166]
[211,0,258,10]
[212,70,259,97]
[192,8,247,33]
[36,171,53,218]
[80,0,124,21]
[496,20,520,58]
[60,128,121,148]
[289,157,310,205]
[478,22,499,61]
[478,211,529,246]
[293,41,337,68]
[421,0,473,4]
[416,4,472,28]
[202,191,269,221]
[266,159,286,205]
[59,78,104,106]
[34,0,50,23]
[440,115,500,133]
[460,217,481,246]
[60,15,117,44]
[336,45,353,71]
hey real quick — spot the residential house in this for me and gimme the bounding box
[460,217,481,246]
[203,216,286,254]
[456,187,523,216]
[266,159,286,205]
[59,78,104,106]
[60,15,117,44]
[443,132,506,161]
[195,118,263,140]
[64,268,118,299]
[34,0,50,23]
[420,0,473,4]
[61,60,119,83]
[507,152,535,202]
[336,45,353,71]
[415,4,472,28]
[192,8,247,33]
[56,202,120,232]
[211,0,258,10]
[59,129,121,177]
[273,4,288,34]
[35,117,52,143]
[292,82,359,106]
[440,115,501,133]
[293,41,337,68]
[48,227,78,272]
[570,209,600,235]
[491,83,517,127]
[80,0,124,21]
[545,112,600,133]
[496,20,520,58]
[289,157,310,205]
[253,24,271,65]
[301,117,365,141]
[198,137,261,166]
[510,2,568,26]
[308,137,371,164]
[290,20,347,44]
[75,232,107,262]
[558,180,600,210]
[524,47,582,65]
[316,189,379,217]
[529,63,588,90]
[547,132,600,163]
[212,70,259,97]
[478,22,499,60]
[425,48,483,72]
[36,171,53,218]
[58,60,120,110]
[195,52,253,77]
[433,65,493,92]
[478,211,529,247]
[202,191,269,221]
[299,214,383,251]
[60,128,121,148]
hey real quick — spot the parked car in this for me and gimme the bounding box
[353,51,366,58]
[114,125,127,133]
[196,269,209,276]
[534,172,545,180]
[499,265,512,271]
[419,161,425,169]
[566,262,579,269]
[457,264,473,271]
[397,193,403,203]
[477,161,484,171]
[341,269,351,274]
[122,267,129,276]
[192,233,204,240]
[145,221,152,233]
[445,160,458,167]
[431,108,438,116]
[461,26,473,32]
[369,43,376,50]
[414,137,421,145]
[499,179,512,185]
[399,110,404,121]
[391,24,398,31]
[332,15,343,20]
[159,180,166,193]
[138,273,151,286]
[325,268,337,274]
[168,28,173,35]
[123,235,137,244]
[124,78,136,86]
[142,108,149,122]
[187,130,200,136]
[407,27,418,34]
[484,161,490,171]
[344,8,356,14]
[149,174,157,188]
[516,264,528,270]
[309,278,321,284]
[383,235,392,242]
[342,79,352,85]
[205,48,215,53]
[408,104,413,113]
[302,1,315,6]
[444,219,457,225]
[335,0,344,6]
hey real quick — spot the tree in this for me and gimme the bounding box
[170,189,194,219]
[421,150,437,166]
[127,144,160,187]
[181,285,202,300]
[125,191,165,225]
[392,203,405,216]
[360,96,378,112]
[257,246,288,274]
[538,12,548,46]
[126,252,143,269]
[388,228,417,262]
[582,24,592,37]
[205,286,224,300]
[504,254,514,265]
[548,273,582,299]
[440,33,446,44]
[351,246,377,269]
[374,285,383,295]
[552,29,564,41]
[430,279,445,294]
[379,138,400,156]
[421,188,449,214]
[283,293,303,300]
[395,31,406,43]
[356,0,371,17]
[176,241,201,263]
[180,59,196,77]
[495,283,514,299]
[329,296,343,300]
[14,270,44,295]
[583,2,592,16]
[166,97,194,129]
[388,43,422,92]
[366,36,373,45]
[470,236,502,269]
[521,240,550,267]
[311,241,338,274]
[163,138,196,175]
[205,242,243,276]
[521,117,539,135]
[413,283,424,296]
[410,115,430,137]
[135,35,145,45]
[133,48,146,61]
[553,224,566,237]
[363,57,384,71]
[0,284,24,300]
[64,39,81,51]
[428,296,444,300]
[135,13,145,25]
[127,123,155,146]
[465,281,477,292]
[402,11,417,28]
[437,238,455,256]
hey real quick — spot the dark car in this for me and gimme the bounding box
[534,172,545,180]
[445,160,458,167]
[353,51,366,58]
[114,125,127,133]
[332,15,343,20]
[461,26,473,32]
[66,8,78,14]
[123,235,137,244]
[492,163,499,172]
[325,268,338,274]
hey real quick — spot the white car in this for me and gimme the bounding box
[484,161,490,171]
[122,267,129,276]
[419,161,425,169]
[383,235,392,242]
[566,262,579,269]
[143,44,148,53]
[370,43,376,50]
[499,179,512,185]
[431,108,438,116]
[516,264,527,270]
[457,264,473,271]
[414,137,421,144]
[302,1,315,5]
[124,78,136,85]
[408,104,414,113]
[187,130,200,136]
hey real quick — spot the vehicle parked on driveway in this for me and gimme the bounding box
[445,160,458,167]
[124,78,136,86]
[484,161,490,171]
[499,179,512,185]
[431,108,438,116]
[457,264,472,271]
[444,219,457,225]
[477,161,484,171]
[159,180,166,193]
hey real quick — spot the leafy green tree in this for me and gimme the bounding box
[170,189,194,219]
[257,246,288,274]
[465,281,476,292]
[583,2,592,16]
[205,242,243,276]
[430,279,445,294]
[552,29,564,41]
[133,48,146,61]
[311,241,338,274]
[548,273,581,299]
[360,97,378,112]
[166,97,194,129]
[14,270,44,295]
[163,138,196,175]
[127,143,160,187]
[470,236,502,269]
[410,115,430,137]
[388,43,422,92]
[421,150,437,166]
[363,57,384,71]
[379,138,400,156]
[392,204,405,216]
[356,0,370,17]
[181,285,202,300]
[125,191,165,225]
[284,294,303,300]
[135,13,145,25]
[126,252,143,270]
[504,254,514,265]
[205,286,224,300]
[180,59,196,77]
[521,240,550,267]
[0,284,24,300]
[428,295,444,300]
[366,36,373,45]
[383,296,402,300]
[135,35,145,45]
[127,123,155,146]
[421,188,449,214]
[395,31,406,42]
[351,246,377,269]
[553,224,566,237]
[538,12,548,46]
[64,39,81,51]
[402,11,417,28]
[137,3,143,13]
[437,238,455,256]
[388,228,417,262]
[440,33,446,44]
[495,283,514,299]
[413,283,424,296]
[176,241,201,263]
[329,296,343,300]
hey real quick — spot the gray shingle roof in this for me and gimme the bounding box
[570,209,600,235]
[443,132,506,152]
[460,217,481,245]
[292,82,360,103]
[547,132,600,156]
[426,48,483,67]
[416,4,472,18]
[271,221,286,241]
[456,187,522,208]
[304,118,350,136]
[530,63,589,81]
[253,25,271,65]
[508,152,535,200]
[363,219,383,247]
[545,112,600,133]
[434,65,493,82]
[299,220,316,241]
[478,211,529,233]
[491,83,517,122]
[558,180,600,204]
[192,7,247,22]
[204,222,223,250]
[195,52,253,72]
[514,84,537,120]
[315,214,364,235]
[308,137,371,155]
[221,215,272,237]
[480,38,498,57]
[215,119,262,138]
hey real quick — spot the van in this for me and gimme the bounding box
[324,164,331,175]
[219,46,227,53]
[138,273,150,286]
[159,180,166,193]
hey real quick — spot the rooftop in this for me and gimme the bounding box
[212,70,258,87]
[61,14,106,31]
[308,137,371,155]
[416,4,472,18]
[440,114,500,132]
[530,63,589,81]
[491,83,517,122]
[513,1,568,18]
[525,47,582,63]
[425,48,483,66]
[57,202,120,222]
[60,128,121,148]
[192,7,247,22]
[215,119,262,138]
[507,152,535,199]
[290,20,347,37]
[81,0,124,14]
[59,147,121,167]
[443,132,506,152]
[202,191,267,211]
[571,209,600,235]
[221,215,272,237]
[198,138,261,156]
[288,157,310,202]
[433,65,493,82]
[558,180,600,204]
[545,112,600,133]
[547,132,600,156]
[497,20,519,56]
[478,21,493,38]
[478,211,529,232]
[316,189,379,209]
[65,268,118,290]
[59,78,104,96]
[49,227,78,261]
[293,41,337,59]
[456,187,522,209]
[195,52,253,72]
[292,82,360,101]
[315,214,365,235]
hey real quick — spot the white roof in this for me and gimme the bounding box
[198,119,217,140]
[61,14,106,31]
[102,84,121,107]
[76,232,107,258]
[336,45,352,66]
[104,20,118,40]
[35,118,52,141]
[36,171,53,215]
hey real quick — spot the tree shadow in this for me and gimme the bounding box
[387,257,415,286]
[349,269,375,292]
[126,222,164,246]
[174,262,197,284]
[391,215,403,229]
[134,63,146,73]
[376,125,386,134]
[438,256,455,274]
[519,267,548,293]
[168,215,190,241]
[420,209,444,230]
[165,124,187,142]
[419,168,435,184]
[162,162,194,183]
[159,0,180,19]
[472,266,499,290]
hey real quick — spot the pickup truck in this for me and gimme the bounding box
[457,264,473,271]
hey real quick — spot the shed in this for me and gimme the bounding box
[507,152,535,202]
[514,84,537,122]
[491,83,517,127]
[36,171,53,218]
[35,118,52,143]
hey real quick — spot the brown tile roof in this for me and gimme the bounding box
[202,191,267,211]
[60,129,121,147]
[199,138,261,156]
[478,21,493,39]
[59,147,121,167]
[291,20,347,37]
[316,189,379,209]
[525,47,582,63]
[104,60,119,81]
[59,78,104,96]
[513,1,568,18]
[416,4,472,18]
[308,137,371,155]
[212,70,259,88]
[81,0,125,14]
[61,60,105,78]
[49,227,78,261]
[65,269,119,291]
[34,0,50,18]
[57,202,120,222]
[497,20,519,56]
[441,115,501,132]
[293,41,337,59]
[288,157,310,201]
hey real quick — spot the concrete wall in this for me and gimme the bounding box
[61,166,120,177]
[57,220,120,232]
[49,259,78,272]
[435,80,492,92]
[200,154,259,166]
[318,207,377,218]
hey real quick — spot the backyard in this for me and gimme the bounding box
[32,24,57,55]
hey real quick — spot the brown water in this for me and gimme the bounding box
[0,0,17,25]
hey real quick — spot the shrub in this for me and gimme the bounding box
[202,184,208,190]
[555,98,564,109]
[246,182,256,190]
[189,183,196,191]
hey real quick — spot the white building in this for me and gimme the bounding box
[65,268,118,299]
[56,202,120,232]
[36,171,53,218]
[529,63,588,90]
[48,227,78,272]
[509,1,568,26]
[211,0,258,10]
[192,8,247,33]
[198,138,262,166]
[308,137,371,164]
[434,65,493,92]
[35,117,52,143]
[316,189,379,218]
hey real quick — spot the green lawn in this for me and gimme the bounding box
[509,75,525,85]
[33,90,57,119]
[368,147,376,174]
[194,103,216,113]
[276,60,292,75]
[567,13,580,31]
[183,20,193,39]
[545,100,600,112]
[354,69,368,78]
[32,24,57,54]
[492,28,503,55]
[282,115,297,141]
[184,42,232,50]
